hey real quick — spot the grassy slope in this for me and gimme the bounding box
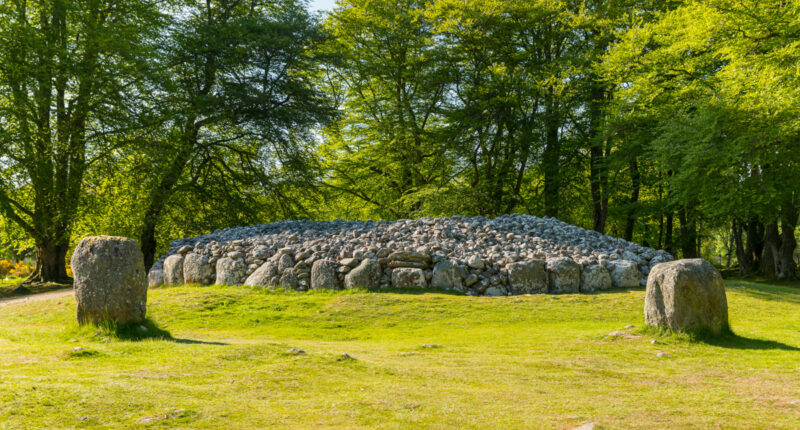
[0,281,798,429]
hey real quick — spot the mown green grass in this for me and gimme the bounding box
[0,281,798,429]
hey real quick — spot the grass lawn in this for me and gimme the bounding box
[0,281,798,429]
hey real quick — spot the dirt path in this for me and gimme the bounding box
[0,289,73,307]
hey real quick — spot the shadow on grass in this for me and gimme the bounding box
[92,318,227,345]
[696,330,800,351]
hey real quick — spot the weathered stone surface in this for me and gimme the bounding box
[70,236,147,325]
[580,265,612,292]
[388,250,431,263]
[183,253,215,285]
[148,268,164,287]
[610,260,640,288]
[277,253,295,274]
[547,258,581,294]
[484,286,506,297]
[215,257,247,285]
[345,258,381,289]
[645,258,728,334]
[391,268,427,289]
[278,269,299,290]
[431,259,463,291]
[311,259,340,290]
[506,260,547,294]
[163,254,184,286]
[244,262,277,287]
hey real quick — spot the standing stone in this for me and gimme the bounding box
[506,260,547,294]
[391,268,427,289]
[345,258,381,289]
[70,236,147,325]
[163,254,185,286]
[547,257,581,294]
[645,259,728,334]
[610,260,641,288]
[580,265,612,292]
[311,259,340,290]
[183,253,215,285]
[431,259,463,291]
[215,257,247,285]
[245,262,277,287]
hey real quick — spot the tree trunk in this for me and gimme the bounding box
[623,158,640,241]
[777,201,798,280]
[588,82,608,233]
[140,129,198,270]
[733,219,750,275]
[24,241,70,284]
[745,219,764,271]
[679,207,698,258]
[760,222,780,278]
[665,210,674,255]
[542,89,560,218]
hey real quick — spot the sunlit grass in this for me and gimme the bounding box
[0,282,798,429]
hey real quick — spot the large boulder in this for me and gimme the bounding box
[506,260,547,294]
[70,236,147,325]
[278,269,299,290]
[163,254,184,285]
[610,260,640,288]
[244,262,277,287]
[148,267,164,288]
[183,253,215,285]
[580,265,612,292]
[547,258,581,294]
[645,259,728,334]
[311,259,340,290]
[430,259,463,291]
[345,258,381,289]
[391,268,427,289]
[215,257,247,285]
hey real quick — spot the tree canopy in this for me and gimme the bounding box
[0,0,797,281]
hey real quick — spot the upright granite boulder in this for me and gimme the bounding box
[430,259,463,291]
[244,262,277,287]
[183,252,215,285]
[547,258,581,294]
[506,260,547,294]
[609,260,640,288]
[148,267,164,287]
[71,236,147,325]
[392,268,427,289]
[345,258,381,289]
[645,259,728,334]
[311,259,340,290]
[163,254,184,285]
[215,257,247,285]
[580,265,612,292]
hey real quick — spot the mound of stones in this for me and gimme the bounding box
[148,214,673,296]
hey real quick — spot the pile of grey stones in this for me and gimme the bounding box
[148,214,673,296]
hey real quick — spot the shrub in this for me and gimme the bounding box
[11,261,32,277]
[0,260,14,277]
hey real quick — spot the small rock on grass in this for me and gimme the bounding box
[337,353,354,361]
[421,343,442,349]
[656,350,672,358]
[286,348,305,355]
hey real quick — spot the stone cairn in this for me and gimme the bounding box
[148,214,674,296]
